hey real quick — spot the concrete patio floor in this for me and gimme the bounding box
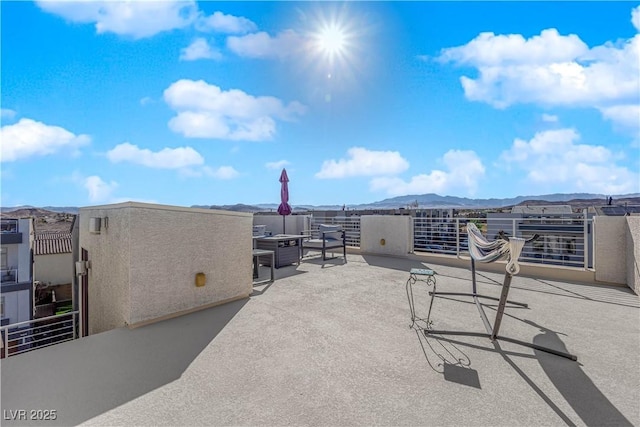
[2,253,639,426]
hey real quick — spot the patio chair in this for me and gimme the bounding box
[423,222,577,361]
[302,224,347,262]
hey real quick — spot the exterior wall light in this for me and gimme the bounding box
[380,238,386,246]
[195,272,206,287]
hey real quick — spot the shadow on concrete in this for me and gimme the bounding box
[531,279,640,309]
[275,266,308,280]
[422,330,577,425]
[362,254,431,272]
[528,320,633,427]
[301,255,347,269]
[1,298,248,427]
[251,281,275,297]
[411,325,481,389]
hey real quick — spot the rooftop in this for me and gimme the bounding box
[2,253,639,426]
[34,232,73,255]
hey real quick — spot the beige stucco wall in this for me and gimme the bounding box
[79,206,132,334]
[34,253,73,285]
[79,202,253,334]
[594,216,626,284]
[626,216,640,295]
[360,215,413,256]
[127,206,252,325]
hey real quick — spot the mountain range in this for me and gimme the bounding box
[4,192,634,215]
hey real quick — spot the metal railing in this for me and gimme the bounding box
[310,216,361,247]
[1,311,79,358]
[413,217,593,269]
[1,268,18,284]
[0,219,18,233]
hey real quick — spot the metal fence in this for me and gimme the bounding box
[1,268,18,284]
[1,311,79,358]
[309,216,361,247]
[413,217,593,269]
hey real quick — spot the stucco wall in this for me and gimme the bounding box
[360,215,413,256]
[35,253,73,285]
[127,206,252,325]
[1,289,31,324]
[626,216,640,295]
[79,202,253,334]
[79,206,132,334]
[594,216,626,284]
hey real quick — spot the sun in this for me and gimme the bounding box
[316,25,346,57]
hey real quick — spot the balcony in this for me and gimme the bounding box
[0,269,17,284]
[1,253,638,426]
[0,222,22,244]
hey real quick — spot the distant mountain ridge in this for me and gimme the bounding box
[366,193,640,209]
[2,192,638,214]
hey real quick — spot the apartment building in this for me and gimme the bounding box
[1,218,34,326]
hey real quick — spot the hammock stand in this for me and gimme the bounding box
[424,223,577,361]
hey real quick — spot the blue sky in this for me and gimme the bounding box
[1,1,639,208]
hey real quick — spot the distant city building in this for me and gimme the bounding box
[511,205,573,215]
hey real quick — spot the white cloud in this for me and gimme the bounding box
[227,30,305,58]
[542,113,558,123]
[163,79,306,141]
[196,11,256,34]
[107,142,204,169]
[315,147,410,179]
[370,150,485,196]
[499,128,638,194]
[180,38,222,61]
[84,175,118,203]
[205,165,239,180]
[1,108,16,120]
[36,0,197,39]
[265,160,290,170]
[0,118,90,162]
[600,105,640,132]
[139,97,153,106]
[439,23,640,131]
[632,5,640,32]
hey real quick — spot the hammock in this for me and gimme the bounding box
[421,223,577,360]
[466,222,525,275]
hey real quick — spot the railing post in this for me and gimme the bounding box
[456,218,460,256]
[583,209,588,269]
[512,218,517,238]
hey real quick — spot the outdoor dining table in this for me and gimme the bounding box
[254,234,305,268]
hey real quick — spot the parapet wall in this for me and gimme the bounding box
[626,216,640,295]
[80,202,253,334]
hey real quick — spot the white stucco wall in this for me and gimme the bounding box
[594,216,626,284]
[80,202,253,334]
[360,216,413,256]
[626,216,640,295]
[35,253,73,285]
[1,289,31,324]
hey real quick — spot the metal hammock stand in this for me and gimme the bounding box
[424,223,577,361]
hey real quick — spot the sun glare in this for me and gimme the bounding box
[317,25,346,56]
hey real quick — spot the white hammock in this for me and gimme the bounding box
[466,222,526,275]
